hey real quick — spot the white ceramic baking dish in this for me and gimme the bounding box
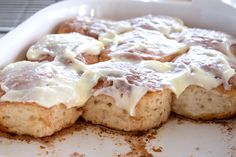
[0,0,236,157]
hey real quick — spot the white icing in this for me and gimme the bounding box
[130,15,184,36]
[2,44,235,115]
[98,21,133,46]
[1,27,235,117]
[110,29,188,59]
[94,78,147,116]
[0,61,88,108]
[27,33,104,60]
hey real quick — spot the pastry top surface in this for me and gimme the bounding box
[1,14,236,116]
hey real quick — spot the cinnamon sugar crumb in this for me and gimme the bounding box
[39,145,46,149]
[152,146,163,152]
[70,152,85,157]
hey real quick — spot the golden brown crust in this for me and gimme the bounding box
[188,112,236,121]
[56,18,109,39]
[82,53,99,64]
[214,84,236,95]
[231,44,236,56]
[99,49,111,62]
[56,19,88,36]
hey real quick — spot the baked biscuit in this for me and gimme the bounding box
[99,29,188,62]
[172,85,236,120]
[172,46,236,120]
[56,17,132,40]
[56,15,184,39]
[82,60,189,131]
[0,61,82,137]
[171,28,236,59]
[27,33,103,64]
[83,91,171,131]
[0,102,81,137]
[127,14,184,36]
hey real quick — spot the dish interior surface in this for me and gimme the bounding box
[0,0,236,157]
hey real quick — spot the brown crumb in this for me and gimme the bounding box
[0,131,32,144]
[118,134,153,157]
[70,152,85,157]
[0,119,158,157]
[195,147,200,151]
[152,146,163,152]
[145,129,158,140]
[40,145,46,149]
